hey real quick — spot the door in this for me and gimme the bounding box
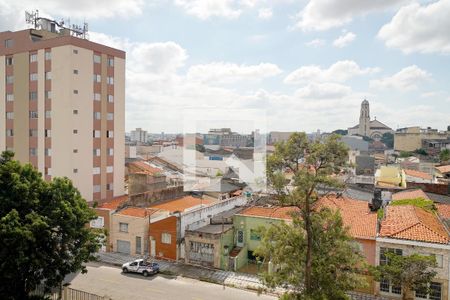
[117,240,131,254]
[150,239,156,257]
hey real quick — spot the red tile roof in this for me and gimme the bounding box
[436,165,450,174]
[315,195,377,239]
[437,203,450,220]
[98,195,128,210]
[379,205,449,244]
[117,207,156,218]
[392,189,430,201]
[238,206,300,220]
[128,161,163,175]
[149,196,215,213]
[404,169,433,180]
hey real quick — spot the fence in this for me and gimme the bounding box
[31,286,111,300]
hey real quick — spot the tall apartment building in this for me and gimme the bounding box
[0,22,125,202]
[130,127,148,144]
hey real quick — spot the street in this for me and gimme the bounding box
[67,263,276,300]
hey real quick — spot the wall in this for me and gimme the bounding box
[407,181,450,195]
[149,215,177,260]
[92,208,111,252]
[128,173,167,195]
[184,232,220,268]
[359,238,376,266]
[0,54,5,151]
[110,214,149,256]
[220,228,234,270]
[128,186,185,205]
[113,57,125,198]
[395,132,449,152]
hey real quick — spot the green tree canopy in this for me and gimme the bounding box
[372,252,437,300]
[0,151,100,299]
[381,132,394,149]
[440,149,450,163]
[260,133,366,299]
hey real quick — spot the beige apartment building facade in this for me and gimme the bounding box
[0,28,125,202]
[394,126,449,152]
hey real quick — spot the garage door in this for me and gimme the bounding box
[117,240,130,254]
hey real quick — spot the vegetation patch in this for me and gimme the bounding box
[391,197,435,212]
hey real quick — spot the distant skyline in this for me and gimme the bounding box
[1,0,450,133]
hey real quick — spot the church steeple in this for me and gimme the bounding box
[358,99,370,137]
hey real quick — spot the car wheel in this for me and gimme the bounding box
[143,271,149,277]
[122,268,128,273]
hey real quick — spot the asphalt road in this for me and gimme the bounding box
[67,263,276,300]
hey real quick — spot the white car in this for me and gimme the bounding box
[122,259,160,277]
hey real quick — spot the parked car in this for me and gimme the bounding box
[122,259,160,277]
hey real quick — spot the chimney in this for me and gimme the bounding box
[368,189,382,211]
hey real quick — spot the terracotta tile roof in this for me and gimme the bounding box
[117,207,156,218]
[392,189,430,201]
[149,196,215,213]
[315,195,377,239]
[128,161,163,175]
[404,169,433,180]
[379,205,449,244]
[437,203,450,220]
[98,195,128,210]
[238,206,300,220]
[436,165,450,174]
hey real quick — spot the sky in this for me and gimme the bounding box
[1,0,450,133]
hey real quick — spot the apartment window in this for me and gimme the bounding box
[45,129,51,138]
[93,167,100,175]
[73,129,78,134]
[29,53,37,63]
[6,56,13,65]
[45,51,51,60]
[380,247,403,265]
[73,149,78,153]
[29,91,37,100]
[93,148,100,156]
[45,110,51,118]
[94,93,101,101]
[107,95,114,103]
[93,54,101,64]
[45,72,51,80]
[45,167,51,176]
[107,113,114,120]
[108,148,114,156]
[6,112,14,119]
[73,110,78,115]
[93,185,101,193]
[6,93,13,101]
[161,233,171,244]
[45,91,51,99]
[73,169,78,174]
[73,90,78,94]
[45,148,51,156]
[29,148,37,156]
[73,69,78,74]
[6,129,13,137]
[107,76,114,85]
[93,112,101,120]
[119,222,128,233]
[416,282,442,300]
[380,279,401,295]
[29,111,38,119]
[107,130,114,138]
[106,183,113,191]
[4,39,13,48]
[6,75,13,84]
[93,130,101,138]
[107,57,114,67]
[93,74,101,83]
[30,73,38,81]
[107,166,113,173]
[136,236,142,254]
[73,49,78,54]
[29,129,38,137]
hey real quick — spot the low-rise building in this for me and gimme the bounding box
[375,166,407,190]
[394,127,449,152]
[404,168,436,184]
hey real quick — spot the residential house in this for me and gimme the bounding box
[392,189,431,201]
[394,127,449,152]
[436,165,450,180]
[376,205,450,299]
[375,166,407,190]
[404,168,436,184]
[126,160,167,195]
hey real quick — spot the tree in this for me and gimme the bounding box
[381,132,394,149]
[332,129,348,136]
[372,252,437,300]
[440,149,450,163]
[261,132,366,298]
[0,151,100,299]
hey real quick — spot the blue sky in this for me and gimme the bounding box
[1,0,450,133]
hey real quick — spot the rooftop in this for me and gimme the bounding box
[437,203,450,220]
[127,161,163,175]
[237,206,300,220]
[392,189,430,201]
[379,205,449,244]
[117,207,155,218]
[404,169,433,181]
[97,195,128,210]
[188,224,233,235]
[436,165,450,174]
[149,195,216,213]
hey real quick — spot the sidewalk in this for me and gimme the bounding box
[96,252,389,300]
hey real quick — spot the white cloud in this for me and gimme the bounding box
[295,82,352,99]
[305,38,326,48]
[174,0,243,20]
[333,32,356,48]
[284,60,380,84]
[369,65,431,91]
[378,0,450,54]
[187,62,282,84]
[294,0,407,31]
[258,7,273,19]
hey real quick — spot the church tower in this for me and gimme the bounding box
[358,100,370,137]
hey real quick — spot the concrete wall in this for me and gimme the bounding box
[149,216,177,260]
[111,214,149,256]
[395,132,449,152]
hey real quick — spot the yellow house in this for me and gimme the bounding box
[375,166,407,189]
